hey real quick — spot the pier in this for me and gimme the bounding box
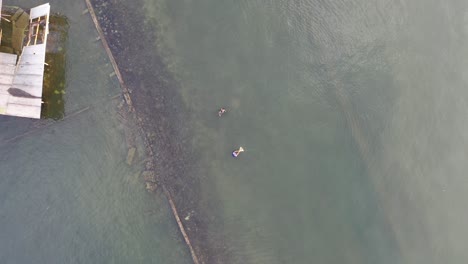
[0,3,50,119]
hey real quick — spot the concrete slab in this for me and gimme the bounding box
[0,3,50,119]
[9,84,42,97]
[0,53,18,65]
[0,73,14,85]
[12,74,44,86]
[0,84,10,95]
[0,95,8,113]
[29,3,50,19]
[16,64,45,75]
[6,103,41,119]
[8,96,42,107]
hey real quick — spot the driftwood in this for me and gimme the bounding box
[163,186,200,264]
[83,0,134,111]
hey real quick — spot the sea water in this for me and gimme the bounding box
[2,0,468,263]
[0,0,191,263]
[143,0,468,263]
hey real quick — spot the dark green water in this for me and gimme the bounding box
[2,0,468,263]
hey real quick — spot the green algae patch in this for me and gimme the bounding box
[41,14,69,120]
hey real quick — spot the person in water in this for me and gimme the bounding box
[232,147,244,157]
[218,107,226,117]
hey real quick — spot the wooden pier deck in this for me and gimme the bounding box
[0,3,50,119]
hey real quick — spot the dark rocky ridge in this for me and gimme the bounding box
[89,1,231,263]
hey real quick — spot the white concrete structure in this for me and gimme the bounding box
[0,3,50,119]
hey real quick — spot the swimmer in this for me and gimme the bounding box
[232,147,244,158]
[218,107,226,117]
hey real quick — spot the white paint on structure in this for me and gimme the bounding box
[0,3,50,119]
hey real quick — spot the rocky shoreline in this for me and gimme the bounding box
[88,1,231,263]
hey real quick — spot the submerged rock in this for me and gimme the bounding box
[145,182,157,192]
[144,160,154,170]
[126,147,136,165]
[142,171,156,182]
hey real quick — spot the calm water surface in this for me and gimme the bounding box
[2,0,468,263]
[144,0,468,263]
[0,0,191,263]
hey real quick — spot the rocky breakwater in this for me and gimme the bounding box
[86,1,231,263]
